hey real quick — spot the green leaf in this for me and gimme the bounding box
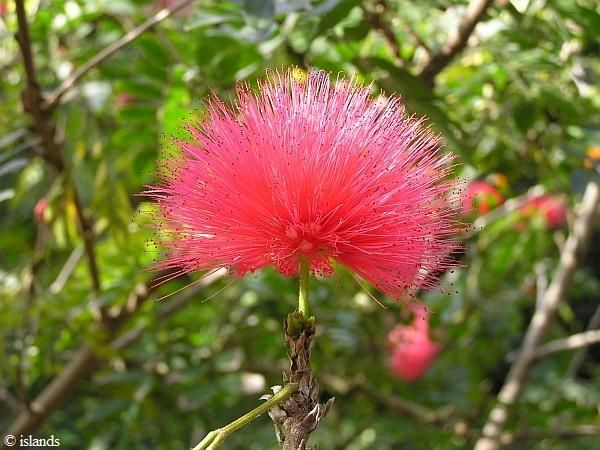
[117,79,163,99]
[117,105,157,123]
[137,35,170,67]
[315,0,362,37]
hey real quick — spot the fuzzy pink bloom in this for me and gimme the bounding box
[462,181,504,216]
[147,70,463,300]
[388,308,441,382]
[520,195,567,231]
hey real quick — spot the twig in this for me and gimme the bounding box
[191,383,299,450]
[0,389,20,414]
[2,344,100,446]
[15,223,48,414]
[418,0,496,85]
[529,329,600,361]
[534,261,549,310]
[14,0,37,100]
[466,185,546,239]
[507,328,600,363]
[474,180,600,450]
[15,0,105,320]
[500,425,600,445]
[361,1,403,64]
[14,0,62,169]
[404,23,431,57]
[5,0,203,443]
[7,103,61,418]
[45,0,195,108]
[111,269,226,350]
[566,303,600,378]
[365,386,455,424]
[71,186,103,319]
[49,244,84,293]
[0,271,191,448]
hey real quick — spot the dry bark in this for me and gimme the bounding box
[268,312,334,450]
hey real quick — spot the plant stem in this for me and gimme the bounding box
[191,383,299,450]
[298,258,310,317]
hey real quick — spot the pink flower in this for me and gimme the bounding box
[462,181,504,216]
[520,195,567,231]
[147,70,462,300]
[34,197,49,225]
[114,93,134,109]
[388,308,441,382]
[153,0,194,18]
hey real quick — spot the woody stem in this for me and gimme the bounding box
[191,383,299,450]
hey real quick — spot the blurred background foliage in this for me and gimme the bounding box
[1,0,599,449]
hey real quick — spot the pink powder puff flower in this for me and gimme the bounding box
[388,307,441,382]
[146,70,463,301]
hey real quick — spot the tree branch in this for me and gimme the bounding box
[45,0,195,108]
[529,330,600,361]
[474,180,600,450]
[418,0,496,86]
[0,270,208,447]
[49,244,84,293]
[566,303,600,378]
[15,221,49,414]
[6,1,209,441]
[15,0,105,320]
[14,0,62,169]
[500,425,600,445]
[71,185,103,318]
[111,269,226,350]
[466,185,546,239]
[361,1,404,65]
[365,386,455,424]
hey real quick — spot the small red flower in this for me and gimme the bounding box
[147,70,463,300]
[388,308,440,382]
[114,93,134,109]
[34,198,49,225]
[520,195,567,231]
[154,0,194,17]
[463,181,504,216]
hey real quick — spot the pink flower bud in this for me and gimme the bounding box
[34,198,49,225]
[388,312,440,382]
